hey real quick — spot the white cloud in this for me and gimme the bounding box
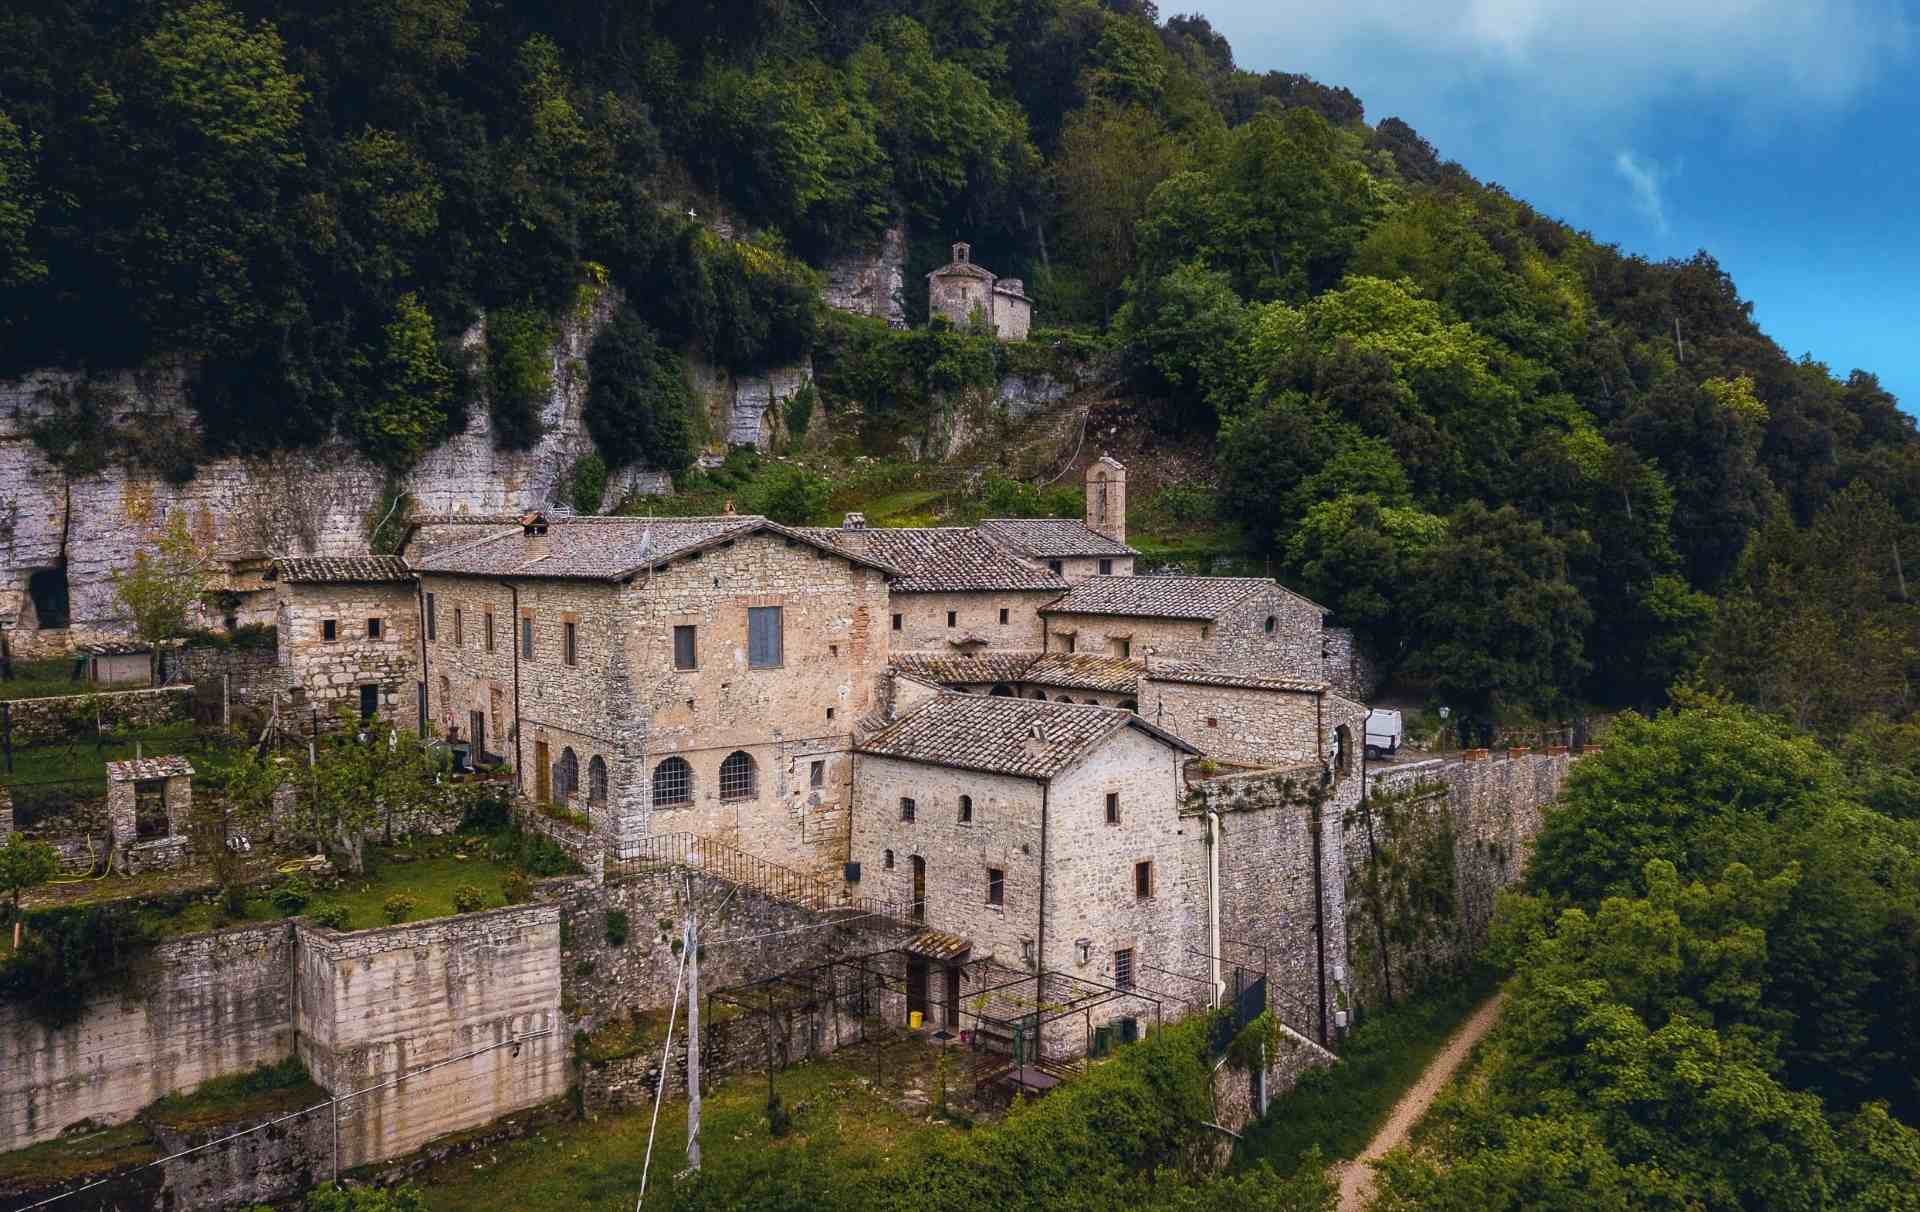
[1613,151,1669,233]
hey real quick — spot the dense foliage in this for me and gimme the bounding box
[1371,702,1920,1208]
[5,0,1916,717]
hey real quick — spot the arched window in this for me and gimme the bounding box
[1056,695,1074,704]
[555,747,579,800]
[1120,700,1138,713]
[1030,689,1048,700]
[883,848,895,870]
[719,750,757,801]
[990,684,1014,697]
[588,756,608,804]
[1264,615,1277,634]
[652,757,692,807]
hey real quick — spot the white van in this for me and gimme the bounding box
[1365,708,1403,758]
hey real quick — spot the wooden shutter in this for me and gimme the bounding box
[748,606,782,668]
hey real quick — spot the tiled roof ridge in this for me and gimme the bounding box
[271,555,413,583]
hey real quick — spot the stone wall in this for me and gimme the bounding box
[1345,749,1572,1010]
[1142,679,1324,769]
[168,642,283,716]
[144,1106,330,1211]
[292,905,568,1170]
[0,921,296,1153]
[1320,626,1381,702]
[887,589,1053,656]
[279,581,420,729]
[0,686,192,745]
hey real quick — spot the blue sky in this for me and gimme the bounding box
[1196,0,1920,410]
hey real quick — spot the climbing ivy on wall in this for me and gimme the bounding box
[1343,779,1459,1009]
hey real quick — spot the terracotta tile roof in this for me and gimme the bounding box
[1148,662,1326,693]
[892,653,1040,685]
[976,518,1137,558]
[903,930,973,960]
[106,756,194,781]
[1020,653,1142,694]
[413,517,896,581]
[270,556,413,584]
[800,527,1068,593]
[1042,575,1326,620]
[858,693,1196,780]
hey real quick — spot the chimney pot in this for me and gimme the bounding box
[842,512,867,530]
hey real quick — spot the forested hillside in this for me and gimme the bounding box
[4,0,1917,735]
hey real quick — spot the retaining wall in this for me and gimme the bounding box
[0,687,193,745]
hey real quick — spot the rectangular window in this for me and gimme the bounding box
[1099,558,1114,575]
[521,613,535,660]
[321,619,338,642]
[673,625,697,670]
[998,608,1009,625]
[1106,792,1120,825]
[958,795,973,823]
[826,707,835,721]
[809,759,824,788]
[483,611,495,653]
[747,606,783,668]
[1064,632,1076,654]
[1134,861,1153,899]
[1118,637,1133,660]
[946,610,957,628]
[563,621,579,666]
[1114,948,1134,990]
[1048,560,1063,575]
[900,796,915,822]
[891,613,902,631]
[453,607,463,647]
[367,617,383,640]
[425,593,436,640]
[987,867,1005,907]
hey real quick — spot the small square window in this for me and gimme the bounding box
[958,795,973,823]
[321,619,338,642]
[563,621,579,666]
[900,797,915,822]
[1106,792,1120,825]
[946,610,957,628]
[1116,637,1131,659]
[1134,860,1153,899]
[1099,558,1114,575]
[367,617,383,640]
[987,867,1005,907]
[674,625,697,670]
[892,613,902,631]
[826,707,835,721]
[810,760,824,788]
[998,608,1009,625]
[1206,717,1219,728]
[1048,560,1063,575]
[1114,948,1135,990]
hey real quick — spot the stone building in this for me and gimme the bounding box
[1039,575,1329,680]
[850,693,1200,1036]
[105,755,192,873]
[926,242,1033,340]
[266,557,419,730]
[412,514,895,872]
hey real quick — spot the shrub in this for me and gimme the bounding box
[486,305,556,451]
[784,383,817,441]
[568,453,609,515]
[309,903,351,931]
[583,304,696,471]
[451,885,488,914]
[749,464,830,524]
[0,903,157,1028]
[459,791,512,833]
[270,877,313,917]
[382,893,418,924]
[501,869,533,905]
[604,909,629,947]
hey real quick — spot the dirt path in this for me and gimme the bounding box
[1334,992,1506,1212]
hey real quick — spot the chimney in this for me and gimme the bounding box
[520,511,550,559]
[952,241,970,265]
[842,512,867,530]
[839,511,870,557]
[1085,455,1127,546]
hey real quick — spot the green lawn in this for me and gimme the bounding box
[0,658,92,702]
[415,1041,951,1212]
[1233,966,1501,1176]
[0,1121,160,1191]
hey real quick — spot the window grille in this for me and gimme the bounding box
[652,757,692,807]
[719,750,757,801]
[588,756,608,804]
[899,796,915,822]
[1114,948,1135,990]
[555,748,580,800]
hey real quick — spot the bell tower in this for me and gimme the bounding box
[1086,455,1127,546]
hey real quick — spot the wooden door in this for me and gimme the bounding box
[469,710,485,761]
[944,964,961,1028]
[534,739,550,802]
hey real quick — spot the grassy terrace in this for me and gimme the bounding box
[1233,965,1500,1176]
[416,1039,954,1212]
[0,657,94,702]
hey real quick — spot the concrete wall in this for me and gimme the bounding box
[0,922,295,1153]
[887,589,1052,655]
[292,905,567,1170]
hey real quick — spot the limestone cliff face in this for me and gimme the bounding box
[0,288,673,652]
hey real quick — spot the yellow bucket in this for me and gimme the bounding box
[908,1010,924,1030]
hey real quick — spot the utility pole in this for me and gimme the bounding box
[684,877,701,1173]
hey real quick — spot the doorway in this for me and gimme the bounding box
[469,710,486,761]
[911,855,926,923]
[534,739,551,802]
[359,684,379,722]
[944,964,962,1028]
[907,955,929,1022]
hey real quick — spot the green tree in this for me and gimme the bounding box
[0,112,45,291]
[1405,504,1591,736]
[1285,494,1444,657]
[486,305,556,451]
[297,714,442,874]
[583,304,695,471]
[750,464,830,526]
[302,1184,428,1212]
[1051,103,1188,316]
[111,512,210,645]
[1115,261,1246,430]
[354,292,453,470]
[0,833,59,949]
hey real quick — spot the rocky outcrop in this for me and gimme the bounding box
[823,223,907,325]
